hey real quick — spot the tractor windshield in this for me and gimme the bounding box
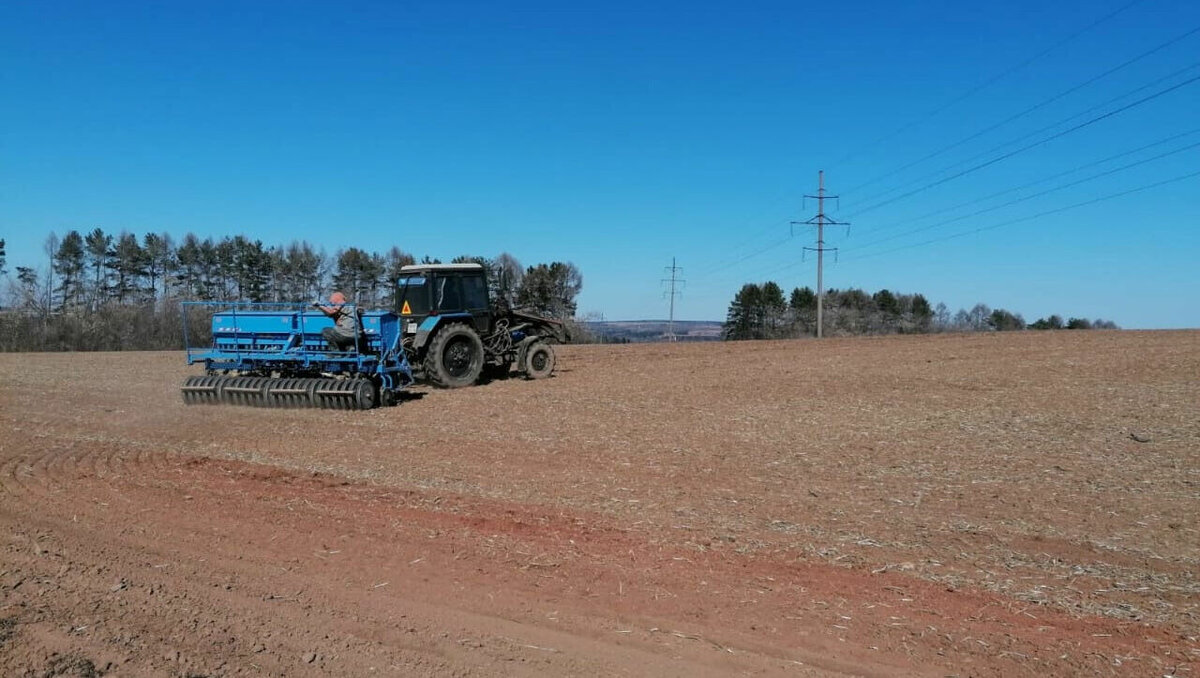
[396,275,431,316]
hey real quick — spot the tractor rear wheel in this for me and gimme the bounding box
[520,340,555,379]
[424,323,485,388]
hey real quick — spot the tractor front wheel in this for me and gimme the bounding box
[424,324,485,388]
[520,340,556,379]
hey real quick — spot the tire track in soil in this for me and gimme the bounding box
[2,520,488,677]
[0,435,181,498]
[2,453,864,677]
[6,447,1190,677]
[3,448,828,675]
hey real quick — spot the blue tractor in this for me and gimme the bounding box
[181,263,567,409]
[395,263,569,387]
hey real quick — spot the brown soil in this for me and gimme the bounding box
[1,330,1197,677]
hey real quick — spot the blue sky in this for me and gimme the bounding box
[2,0,1197,328]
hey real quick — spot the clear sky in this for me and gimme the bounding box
[2,0,1197,328]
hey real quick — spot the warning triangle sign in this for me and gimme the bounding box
[401,301,412,315]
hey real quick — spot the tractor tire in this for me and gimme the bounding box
[520,340,556,379]
[424,323,485,388]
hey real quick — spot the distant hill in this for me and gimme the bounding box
[583,320,722,343]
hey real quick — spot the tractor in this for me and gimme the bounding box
[395,263,568,387]
[180,262,567,409]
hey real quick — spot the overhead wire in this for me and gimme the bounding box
[842,21,1200,198]
[846,59,1200,222]
[843,139,1200,254]
[686,226,792,283]
[843,72,1200,219]
[856,126,1200,236]
[730,135,1200,294]
[692,12,1200,301]
[695,119,1199,299]
[757,254,815,280]
[829,0,1150,171]
[842,169,1200,262]
[684,240,798,292]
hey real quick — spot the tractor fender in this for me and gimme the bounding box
[413,313,474,352]
[515,335,539,367]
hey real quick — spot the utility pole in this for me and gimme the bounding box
[792,170,849,339]
[661,257,685,342]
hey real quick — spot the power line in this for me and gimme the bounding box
[684,214,795,281]
[665,214,794,296]
[844,169,1200,261]
[689,49,1198,300]
[842,22,1200,198]
[845,138,1200,254]
[857,126,1200,237]
[757,254,815,280]
[844,72,1200,219]
[688,13,1194,309]
[699,233,793,278]
[696,163,1192,315]
[848,59,1200,219]
[829,0,1150,170]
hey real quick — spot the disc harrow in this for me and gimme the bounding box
[182,375,377,410]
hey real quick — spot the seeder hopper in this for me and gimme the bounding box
[181,303,413,410]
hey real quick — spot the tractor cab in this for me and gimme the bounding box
[396,263,492,336]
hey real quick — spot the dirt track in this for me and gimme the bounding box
[1,330,1197,676]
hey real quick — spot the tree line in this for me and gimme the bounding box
[722,281,1117,340]
[0,229,583,352]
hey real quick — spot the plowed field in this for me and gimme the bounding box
[1,330,1197,677]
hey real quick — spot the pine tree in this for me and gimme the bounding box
[231,237,270,302]
[175,234,204,299]
[987,309,1025,331]
[84,227,112,307]
[53,231,87,310]
[333,247,383,304]
[723,284,765,340]
[761,281,787,338]
[143,232,174,301]
[516,262,582,318]
[284,241,325,301]
[110,232,147,303]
